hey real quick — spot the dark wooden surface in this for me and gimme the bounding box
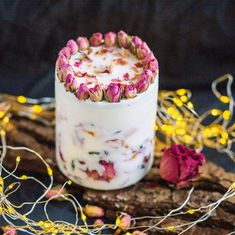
[4,117,235,234]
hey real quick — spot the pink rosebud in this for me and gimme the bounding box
[2,226,17,235]
[160,144,205,188]
[142,52,155,64]
[124,84,137,99]
[135,74,150,93]
[76,83,89,100]
[76,37,89,50]
[89,32,103,46]
[117,30,129,48]
[56,54,68,69]
[143,69,153,83]
[70,78,78,91]
[133,36,142,47]
[66,39,78,54]
[136,42,151,59]
[116,214,132,230]
[59,46,71,58]
[65,74,74,90]
[58,64,74,82]
[133,231,147,235]
[84,204,105,218]
[104,32,117,47]
[93,219,104,228]
[89,85,103,102]
[104,83,122,102]
[45,185,68,201]
[146,59,159,76]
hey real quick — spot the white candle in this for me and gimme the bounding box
[55,32,159,190]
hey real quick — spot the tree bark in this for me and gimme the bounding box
[4,117,235,235]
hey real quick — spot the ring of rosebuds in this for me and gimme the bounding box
[56,31,159,103]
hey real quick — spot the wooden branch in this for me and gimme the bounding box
[3,116,235,234]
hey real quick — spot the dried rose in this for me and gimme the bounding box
[133,231,147,235]
[117,30,129,48]
[84,204,104,218]
[89,85,103,102]
[65,74,74,90]
[90,32,103,46]
[104,83,122,102]
[59,46,71,58]
[116,214,131,230]
[93,219,104,228]
[160,144,206,188]
[76,37,89,50]
[76,83,89,100]
[136,42,151,59]
[70,78,78,91]
[104,32,117,47]
[135,73,149,93]
[58,64,74,82]
[45,184,68,201]
[56,54,68,69]
[2,226,17,235]
[66,39,78,54]
[146,58,159,76]
[133,36,142,48]
[124,84,137,99]
[142,52,155,64]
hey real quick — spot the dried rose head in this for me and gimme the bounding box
[66,39,78,54]
[104,83,122,103]
[76,83,89,100]
[89,85,103,102]
[104,32,117,47]
[90,32,103,46]
[160,144,206,188]
[76,37,89,50]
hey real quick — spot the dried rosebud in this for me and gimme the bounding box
[70,77,78,91]
[160,144,205,188]
[45,184,68,201]
[104,83,122,102]
[58,64,74,82]
[84,204,104,218]
[133,231,147,235]
[124,84,137,99]
[117,30,129,48]
[90,32,103,46]
[56,54,68,69]
[142,52,155,64]
[66,39,78,54]
[143,69,153,83]
[93,219,104,228]
[116,214,132,230]
[132,36,142,47]
[59,46,71,58]
[65,74,74,90]
[135,74,149,93]
[89,85,103,102]
[2,226,17,235]
[136,42,151,59]
[76,37,89,50]
[76,83,89,100]
[146,59,159,76]
[104,32,117,47]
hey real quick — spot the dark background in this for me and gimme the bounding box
[0,0,235,96]
[0,1,235,233]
